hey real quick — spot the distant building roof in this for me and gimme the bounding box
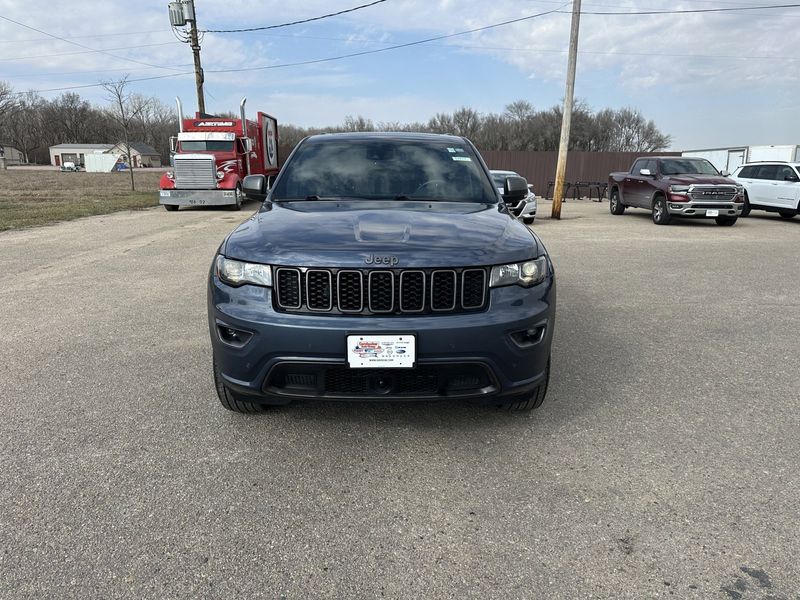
[50,143,114,150]
[128,142,160,155]
[109,141,160,155]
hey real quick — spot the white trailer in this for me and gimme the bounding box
[682,145,800,174]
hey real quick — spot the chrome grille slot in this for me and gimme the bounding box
[275,268,302,309]
[461,269,486,309]
[337,271,363,312]
[368,271,394,313]
[173,156,217,189]
[306,269,332,311]
[400,271,425,312]
[431,270,457,311]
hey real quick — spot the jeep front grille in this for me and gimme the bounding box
[273,267,488,315]
[173,157,216,189]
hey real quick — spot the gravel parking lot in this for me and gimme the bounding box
[1,201,798,599]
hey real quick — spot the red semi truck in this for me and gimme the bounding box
[159,97,279,211]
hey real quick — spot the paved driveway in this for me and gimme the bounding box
[1,202,798,599]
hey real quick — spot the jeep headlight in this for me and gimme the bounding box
[490,257,548,288]
[216,255,272,287]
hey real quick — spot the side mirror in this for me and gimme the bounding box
[639,168,652,177]
[242,174,267,201]
[169,137,177,153]
[721,169,730,177]
[785,174,799,182]
[243,138,253,152]
[503,175,528,201]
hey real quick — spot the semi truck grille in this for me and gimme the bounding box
[173,157,216,189]
[273,267,488,315]
[688,186,737,202]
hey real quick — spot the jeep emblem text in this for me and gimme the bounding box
[364,254,399,266]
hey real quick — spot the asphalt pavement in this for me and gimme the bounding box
[1,201,798,599]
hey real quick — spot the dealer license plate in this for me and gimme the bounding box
[347,335,415,368]
[706,209,719,217]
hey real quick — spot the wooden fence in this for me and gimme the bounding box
[480,150,680,199]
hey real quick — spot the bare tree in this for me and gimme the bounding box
[102,75,150,191]
[3,91,45,163]
[0,80,16,121]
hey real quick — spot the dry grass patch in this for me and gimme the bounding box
[0,169,163,231]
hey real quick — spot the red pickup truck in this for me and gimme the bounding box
[608,157,745,226]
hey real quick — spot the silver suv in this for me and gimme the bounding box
[731,162,800,219]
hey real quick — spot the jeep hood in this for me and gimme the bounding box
[223,201,540,268]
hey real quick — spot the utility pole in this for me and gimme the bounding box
[187,0,205,114]
[551,0,582,220]
[169,0,205,114]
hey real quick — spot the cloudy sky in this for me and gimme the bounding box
[1,0,797,149]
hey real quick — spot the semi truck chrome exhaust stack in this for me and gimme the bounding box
[176,97,184,133]
[240,97,250,176]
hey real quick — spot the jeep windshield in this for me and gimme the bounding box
[660,158,720,176]
[271,139,497,203]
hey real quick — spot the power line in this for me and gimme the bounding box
[7,72,194,96]
[0,29,171,44]
[202,0,390,33]
[568,2,800,14]
[0,14,185,72]
[0,41,181,62]
[204,4,570,73]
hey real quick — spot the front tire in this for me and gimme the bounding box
[741,192,751,217]
[498,359,550,413]
[163,204,178,212]
[609,189,625,215]
[652,196,671,225]
[715,216,738,226]
[228,185,243,211]
[779,210,796,220]
[523,216,535,225]
[213,359,267,413]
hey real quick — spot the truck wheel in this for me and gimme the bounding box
[228,185,243,211]
[163,204,178,212]
[609,189,625,215]
[498,358,550,412]
[213,359,267,413]
[741,192,751,217]
[779,210,796,220]
[652,196,671,225]
[715,216,738,226]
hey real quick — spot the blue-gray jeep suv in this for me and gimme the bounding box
[208,132,555,412]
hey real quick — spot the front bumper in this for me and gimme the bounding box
[159,189,237,207]
[208,268,555,402]
[506,196,537,219]
[667,201,743,217]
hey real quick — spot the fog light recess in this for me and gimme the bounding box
[217,325,253,348]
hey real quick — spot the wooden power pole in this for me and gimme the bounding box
[187,0,205,114]
[551,0,582,220]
